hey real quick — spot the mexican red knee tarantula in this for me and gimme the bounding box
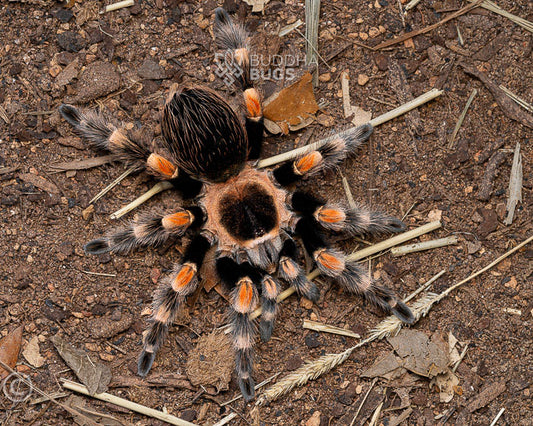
[59,8,414,401]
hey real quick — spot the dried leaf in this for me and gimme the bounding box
[18,173,59,194]
[388,329,449,378]
[0,326,23,379]
[361,351,406,380]
[51,334,111,395]
[263,72,318,132]
[23,336,45,368]
[431,371,460,402]
[50,155,115,171]
[504,142,522,225]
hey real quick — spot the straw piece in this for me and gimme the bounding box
[110,180,174,219]
[303,320,361,338]
[390,236,458,257]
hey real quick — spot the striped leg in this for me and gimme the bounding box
[277,238,319,302]
[216,258,262,401]
[290,192,405,236]
[84,207,204,255]
[138,232,213,377]
[295,217,414,324]
[259,275,280,342]
[272,124,373,186]
[213,8,264,160]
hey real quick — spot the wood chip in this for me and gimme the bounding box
[18,173,59,194]
[50,155,115,171]
[466,380,507,413]
[477,151,507,201]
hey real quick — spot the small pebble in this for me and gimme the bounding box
[357,74,369,85]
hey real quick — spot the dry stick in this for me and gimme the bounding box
[489,408,506,426]
[212,412,238,426]
[350,378,378,426]
[303,320,361,338]
[368,401,384,426]
[220,372,281,406]
[110,180,174,220]
[374,0,483,50]
[103,0,134,13]
[305,0,322,85]
[404,0,423,12]
[499,85,533,112]
[0,361,100,426]
[89,167,135,204]
[390,235,458,257]
[404,269,446,303]
[61,379,197,426]
[256,234,532,405]
[451,343,469,373]
[257,88,443,168]
[447,88,477,149]
[249,221,441,321]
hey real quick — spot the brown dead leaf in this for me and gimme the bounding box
[0,325,23,379]
[18,173,59,194]
[51,334,111,395]
[263,72,318,131]
[23,336,45,368]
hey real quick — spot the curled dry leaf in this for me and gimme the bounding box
[0,325,23,379]
[51,334,111,395]
[263,72,319,134]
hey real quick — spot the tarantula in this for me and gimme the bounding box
[58,8,414,401]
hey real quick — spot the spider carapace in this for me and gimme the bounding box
[58,8,414,401]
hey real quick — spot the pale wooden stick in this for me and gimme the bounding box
[447,88,477,149]
[471,0,533,32]
[368,401,384,426]
[489,408,505,426]
[404,269,446,303]
[349,378,377,426]
[61,379,197,426]
[390,235,458,257]
[451,343,469,373]
[249,221,442,321]
[103,0,135,13]
[303,320,361,338]
[89,167,135,204]
[110,180,174,219]
[256,89,443,168]
[499,85,533,112]
[212,412,238,426]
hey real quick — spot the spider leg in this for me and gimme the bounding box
[59,104,182,179]
[213,7,264,160]
[138,232,213,377]
[294,217,414,324]
[290,191,405,236]
[217,257,262,402]
[258,275,280,342]
[278,238,319,302]
[84,206,205,255]
[272,123,373,186]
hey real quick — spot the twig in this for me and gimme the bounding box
[257,89,443,168]
[390,236,458,257]
[404,269,446,303]
[368,401,384,426]
[278,19,303,37]
[304,0,322,85]
[212,412,238,426]
[374,1,483,50]
[81,270,117,278]
[447,88,477,149]
[451,343,469,373]
[102,0,135,14]
[110,181,174,219]
[499,85,533,112]
[341,70,354,118]
[255,235,532,404]
[89,167,135,204]
[303,320,361,338]
[61,379,197,426]
[489,408,505,426]
[249,221,441,321]
[350,378,377,426]
[341,173,357,209]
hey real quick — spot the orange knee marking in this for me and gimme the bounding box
[235,278,255,313]
[280,258,298,279]
[147,153,177,178]
[263,277,278,299]
[294,151,322,175]
[317,207,346,224]
[244,88,262,118]
[162,210,193,230]
[316,250,344,273]
[172,263,197,291]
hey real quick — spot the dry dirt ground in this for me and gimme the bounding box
[0,0,532,425]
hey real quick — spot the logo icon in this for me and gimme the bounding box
[2,372,33,402]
